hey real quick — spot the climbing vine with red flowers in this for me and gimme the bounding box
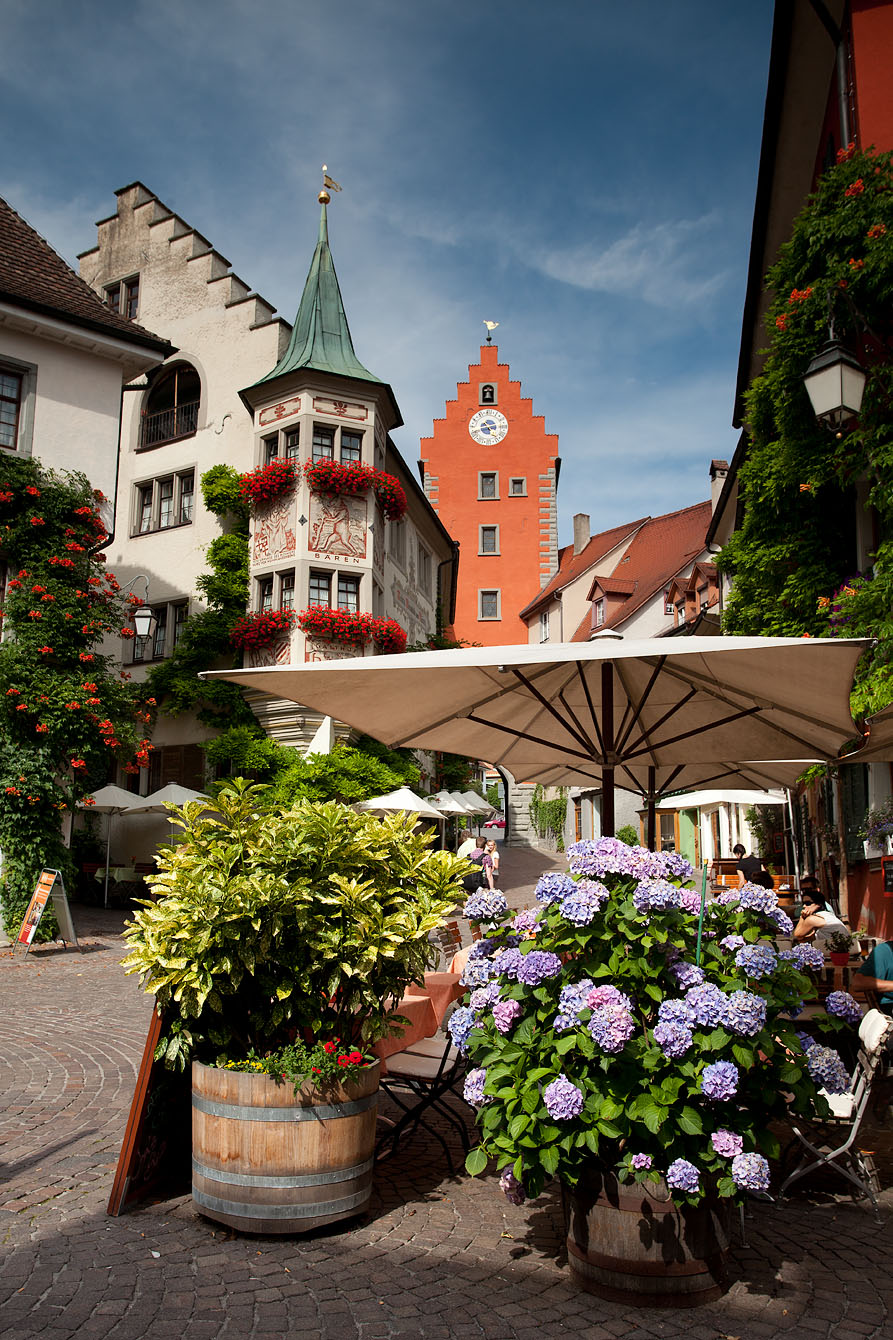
[718,146,893,717]
[0,456,156,938]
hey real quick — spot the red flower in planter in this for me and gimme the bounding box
[302,459,409,521]
[238,459,297,508]
[230,607,296,650]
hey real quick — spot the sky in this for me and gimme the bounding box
[0,0,775,542]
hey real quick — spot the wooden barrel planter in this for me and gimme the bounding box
[565,1165,733,1308]
[191,1059,380,1234]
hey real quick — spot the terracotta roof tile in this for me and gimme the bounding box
[570,500,712,641]
[0,195,168,354]
[519,517,648,618]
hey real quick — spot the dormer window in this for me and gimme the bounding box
[594,598,605,628]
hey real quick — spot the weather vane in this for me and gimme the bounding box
[483,320,499,344]
[319,164,342,204]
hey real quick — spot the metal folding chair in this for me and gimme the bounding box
[376,1035,468,1172]
[779,1009,893,1218]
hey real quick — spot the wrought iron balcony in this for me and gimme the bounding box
[139,401,199,448]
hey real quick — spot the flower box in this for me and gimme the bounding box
[230,607,296,650]
[296,607,407,654]
[238,459,298,508]
[303,460,407,521]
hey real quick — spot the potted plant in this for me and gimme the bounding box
[453,837,856,1306]
[860,796,893,857]
[122,779,466,1234]
[827,929,854,966]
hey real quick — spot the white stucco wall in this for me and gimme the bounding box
[0,318,154,503]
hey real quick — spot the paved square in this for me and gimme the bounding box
[1,871,891,1340]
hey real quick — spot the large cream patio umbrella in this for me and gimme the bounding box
[201,634,867,835]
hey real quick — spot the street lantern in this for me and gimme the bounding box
[131,604,158,640]
[803,338,867,431]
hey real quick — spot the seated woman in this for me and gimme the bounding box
[792,887,849,943]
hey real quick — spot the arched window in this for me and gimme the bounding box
[140,362,201,448]
[480,384,496,405]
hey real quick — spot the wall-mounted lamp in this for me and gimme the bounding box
[123,575,158,641]
[803,336,867,433]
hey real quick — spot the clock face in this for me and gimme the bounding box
[468,409,508,446]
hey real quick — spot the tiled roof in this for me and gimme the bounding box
[569,500,712,642]
[519,517,648,618]
[588,575,637,598]
[0,195,169,353]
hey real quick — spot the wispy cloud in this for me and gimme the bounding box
[519,214,730,308]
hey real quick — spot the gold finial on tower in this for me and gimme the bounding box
[320,163,342,203]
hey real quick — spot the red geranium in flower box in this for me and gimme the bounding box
[302,460,407,521]
[230,607,296,650]
[238,459,298,508]
[296,607,407,653]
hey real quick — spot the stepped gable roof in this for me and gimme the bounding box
[569,500,712,641]
[249,199,400,423]
[0,194,169,354]
[519,517,648,619]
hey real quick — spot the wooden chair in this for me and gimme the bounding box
[779,1009,893,1218]
[376,1035,468,1173]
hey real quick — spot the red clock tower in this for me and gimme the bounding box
[419,341,560,645]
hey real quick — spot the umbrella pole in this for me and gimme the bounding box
[103,819,112,910]
[646,766,657,851]
[601,662,615,837]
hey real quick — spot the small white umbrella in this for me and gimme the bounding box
[127,784,210,814]
[355,787,444,820]
[428,790,470,815]
[78,784,140,909]
[457,789,493,814]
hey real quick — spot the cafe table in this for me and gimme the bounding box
[372,972,466,1067]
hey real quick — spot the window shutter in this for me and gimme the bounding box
[839,765,868,864]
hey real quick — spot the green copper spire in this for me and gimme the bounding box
[254,197,382,387]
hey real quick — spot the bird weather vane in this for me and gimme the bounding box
[483,320,499,344]
[320,164,342,200]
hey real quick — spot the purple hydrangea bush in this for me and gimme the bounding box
[461,838,857,1207]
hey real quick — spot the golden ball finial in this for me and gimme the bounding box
[318,189,331,204]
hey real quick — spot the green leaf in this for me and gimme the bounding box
[678,1106,703,1136]
[465,1146,488,1176]
[540,1145,560,1176]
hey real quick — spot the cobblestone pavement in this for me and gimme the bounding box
[2,892,892,1340]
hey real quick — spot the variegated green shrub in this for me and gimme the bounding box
[122,778,466,1069]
